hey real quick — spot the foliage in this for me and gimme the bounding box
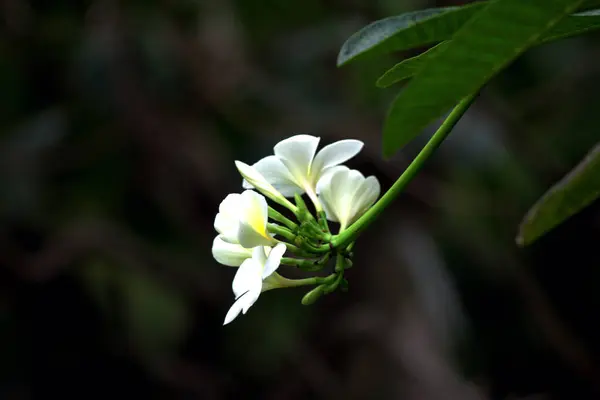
[339,0,600,243]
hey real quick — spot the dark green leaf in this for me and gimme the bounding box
[382,0,584,158]
[517,143,600,246]
[338,3,600,67]
[376,10,600,89]
[376,42,450,88]
[337,2,485,66]
[541,8,600,42]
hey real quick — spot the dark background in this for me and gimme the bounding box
[1,0,600,399]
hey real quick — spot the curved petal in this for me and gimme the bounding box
[237,190,272,248]
[350,176,380,224]
[252,245,268,266]
[244,156,302,197]
[223,290,259,325]
[262,272,293,292]
[212,236,252,266]
[262,242,286,279]
[235,160,290,201]
[218,193,242,214]
[317,167,348,223]
[213,213,239,243]
[315,165,347,194]
[232,258,263,299]
[310,139,363,182]
[214,193,242,240]
[273,134,320,184]
[319,195,339,223]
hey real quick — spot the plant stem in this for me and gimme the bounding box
[331,93,478,249]
[268,223,296,242]
[268,207,298,230]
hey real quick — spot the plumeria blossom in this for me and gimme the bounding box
[223,243,287,325]
[212,236,253,267]
[317,166,380,231]
[241,134,363,207]
[216,134,384,324]
[235,161,296,212]
[214,190,275,248]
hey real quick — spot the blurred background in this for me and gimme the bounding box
[1,0,600,399]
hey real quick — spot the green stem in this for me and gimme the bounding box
[317,211,331,235]
[331,93,478,249]
[281,241,314,257]
[268,207,298,230]
[280,273,337,289]
[281,253,330,271]
[268,223,296,242]
[299,240,331,254]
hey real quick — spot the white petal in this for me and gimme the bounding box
[223,290,259,325]
[235,160,291,201]
[252,245,268,266]
[244,156,302,197]
[349,176,380,224]
[237,190,272,248]
[329,168,355,226]
[214,193,242,240]
[213,214,238,243]
[317,167,374,228]
[262,242,286,279]
[319,195,339,223]
[310,139,363,182]
[218,193,242,214]
[273,134,320,184]
[211,236,252,266]
[232,258,263,299]
[317,167,346,223]
[316,165,347,194]
[261,272,293,292]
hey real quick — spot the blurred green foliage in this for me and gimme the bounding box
[1,1,600,399]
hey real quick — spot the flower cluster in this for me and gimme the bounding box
[212,134,380,325]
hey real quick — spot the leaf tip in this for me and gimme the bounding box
[375,77,387,88]
[336,46,352,67]
[515,231,528,248]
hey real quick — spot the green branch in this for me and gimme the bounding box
[331,93,478,249]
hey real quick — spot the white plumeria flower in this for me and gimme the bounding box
[317,166,380,231]
[241,134,363,207]
[223,242,287,325]
[214,190,275,248]
[212,235,253,267]
[234,161,297,212]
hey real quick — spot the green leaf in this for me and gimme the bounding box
[382,0,585,158]
[541,8,600,42]
[337,2,485,66]
[376,41,451,88]
[338,3,600,67]
[375,10,600,89]
[517,143,600,246]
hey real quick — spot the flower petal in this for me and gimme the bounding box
[212,236,252,266]
[214,193,242,240]
[273,134,320,185]
[223,290,259,325]
[237,190,273,248]
[310,139,363,182]
[236,160,293,201]
[350,175,380,224]
[252,245,268,266]
[316,165,346,194]
[242,156,302,197]
[317,167,348,223]
[232,258,263,299]
[262,272,292,292]
[262,242,286,279]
